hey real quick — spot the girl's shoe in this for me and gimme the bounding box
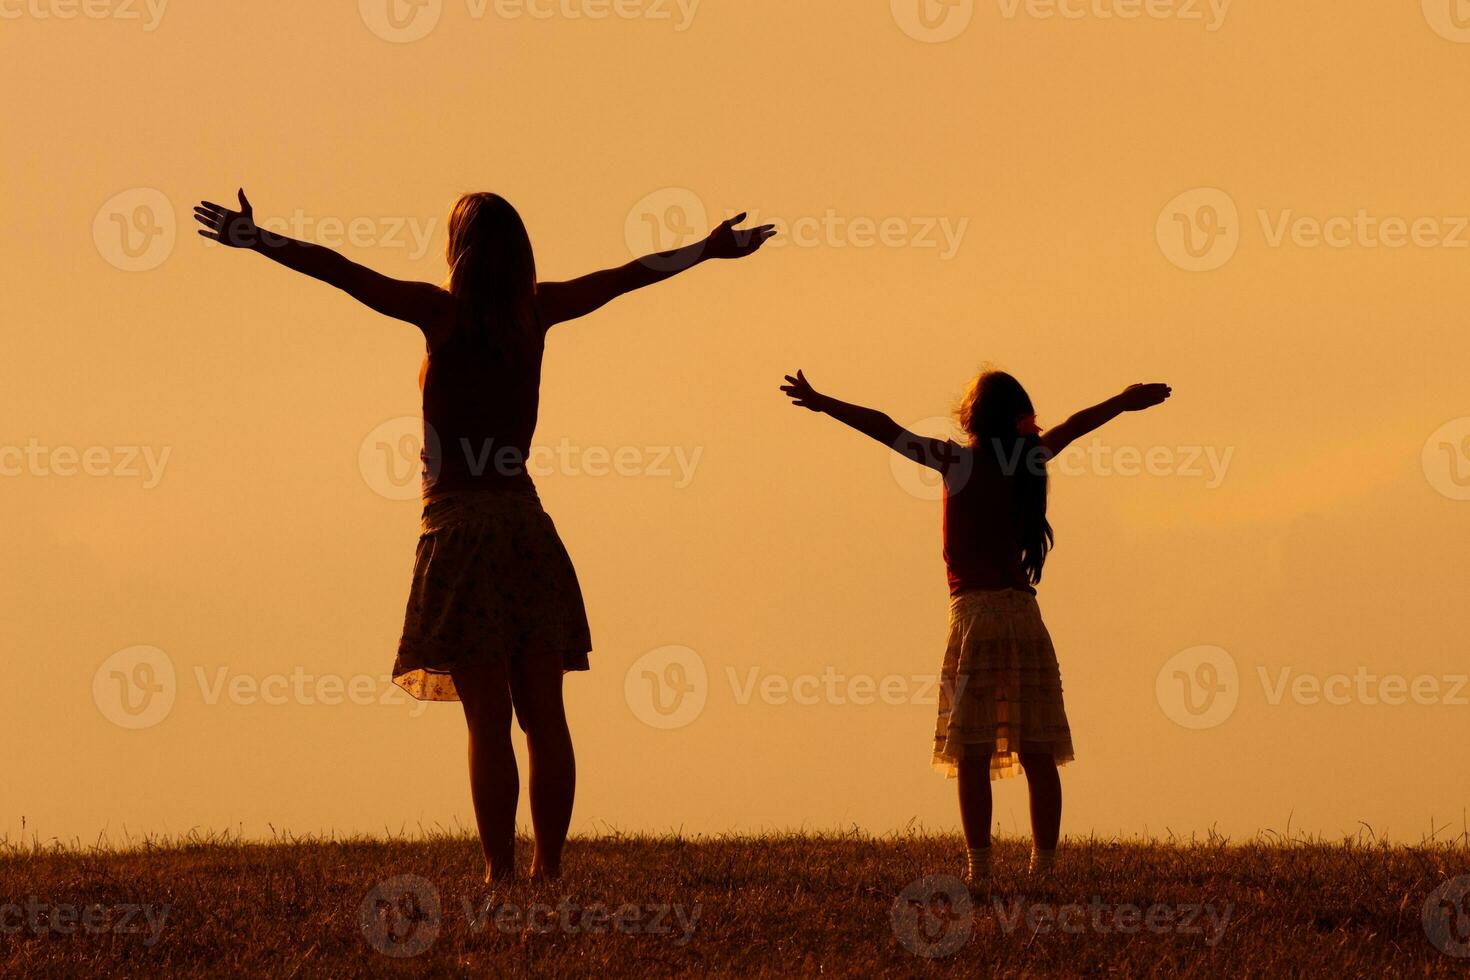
[965,845,992,886]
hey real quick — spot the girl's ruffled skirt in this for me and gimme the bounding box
[932,588,1075,780]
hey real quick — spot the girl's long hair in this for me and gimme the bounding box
[444,192,538,342]
[956,369,1054,585]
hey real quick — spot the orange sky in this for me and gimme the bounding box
[3,1,1469,845]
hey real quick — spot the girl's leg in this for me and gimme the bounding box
[956,750,993,882]
[956,751,994,850]
[1019,751,1062,865]
[509,655,575,880]
[453,660,519,882]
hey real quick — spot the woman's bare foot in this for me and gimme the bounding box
[485,863,517,886]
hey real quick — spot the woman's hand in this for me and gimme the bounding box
[705,212,777,260]
[194,189,259,248]
[781,370,827,412]
[1118,382,1172,411]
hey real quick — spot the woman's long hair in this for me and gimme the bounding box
[956,369,1054,585]
[444,192,538,342]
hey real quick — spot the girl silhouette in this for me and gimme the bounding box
[196,190,774,881]
[781,368,1170,882]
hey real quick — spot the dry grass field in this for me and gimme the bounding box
[2,831,1468,977]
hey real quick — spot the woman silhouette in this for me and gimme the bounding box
[196,189,774,881]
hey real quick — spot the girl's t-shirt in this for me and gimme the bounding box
[939,441,1036,597]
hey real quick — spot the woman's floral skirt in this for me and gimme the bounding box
[393,487,592,702]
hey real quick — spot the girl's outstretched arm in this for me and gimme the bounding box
[194,189,454,343]
[1040,383,1172,456]
[538,213,776,328]
[781,370,956,471]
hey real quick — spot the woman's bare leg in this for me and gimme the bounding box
[509,655,575,880]
[1019,751,1062,854]
[453,660,518,882]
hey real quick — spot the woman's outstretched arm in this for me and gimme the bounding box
[1040,383,1173,456]
[194,189,454,341]
[538,213,776,328]
[780,370,956,471]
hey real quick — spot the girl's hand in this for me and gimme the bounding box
[781,370,827,412]
[194,189,259,248]
[1118,382,1172,411]
[705,212,777,260]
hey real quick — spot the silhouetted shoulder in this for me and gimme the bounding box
[420,288,462,352]
[938,439,977,485]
